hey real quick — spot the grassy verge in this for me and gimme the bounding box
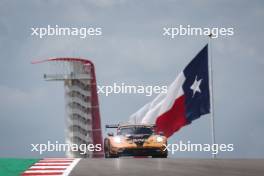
[0,158,39,176]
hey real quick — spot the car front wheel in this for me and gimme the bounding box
[104,140,119,158]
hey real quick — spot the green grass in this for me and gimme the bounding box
[0,158,39,176]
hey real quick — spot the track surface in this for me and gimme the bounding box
[70,159,264,176]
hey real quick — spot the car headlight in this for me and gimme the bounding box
[113,136,122,143]
[156,136,163,142]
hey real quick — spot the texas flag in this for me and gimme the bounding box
[129,45,210,137]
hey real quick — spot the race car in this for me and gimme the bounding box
[104,124,168,158]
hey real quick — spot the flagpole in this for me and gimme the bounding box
[208,34,216,159]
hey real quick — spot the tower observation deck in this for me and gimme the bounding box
[33,58,103,158]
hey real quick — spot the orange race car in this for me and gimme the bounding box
[104,124,168,158]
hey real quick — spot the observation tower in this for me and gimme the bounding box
[33,58,103,158]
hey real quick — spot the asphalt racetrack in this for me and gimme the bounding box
[70,159,264,176]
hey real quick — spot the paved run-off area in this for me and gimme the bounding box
[1,158,264,176]
[70,159,264,176]
[0,158,39,176]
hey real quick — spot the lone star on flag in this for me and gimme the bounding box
[190,76,202,97]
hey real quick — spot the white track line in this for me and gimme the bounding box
[63,158,81,176]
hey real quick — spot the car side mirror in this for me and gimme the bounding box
[107,132,114,136]
[158,131,164,136]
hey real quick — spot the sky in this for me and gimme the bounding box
[0,0,264,158]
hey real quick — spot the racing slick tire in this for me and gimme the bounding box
[104,140,119,158]
[105,149,119,158]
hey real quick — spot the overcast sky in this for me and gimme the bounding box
[0,0,263,158]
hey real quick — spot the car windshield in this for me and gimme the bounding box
[118,127,153,135]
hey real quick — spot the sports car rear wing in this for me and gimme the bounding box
[105,124,119,128]
[105,124,156,128]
